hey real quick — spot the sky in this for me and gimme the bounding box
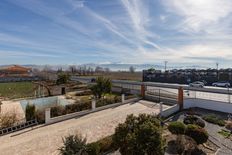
[1,0,232,68]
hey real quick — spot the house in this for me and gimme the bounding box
[0,65,33,77]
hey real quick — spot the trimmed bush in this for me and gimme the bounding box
[97,135,115,153]
[65,102,91,114]
[168,121,186,135]
[51,106,66,118]
[25,104,36,121]
[225,121,232,132]
[96,98,114,107]
[184,115,205,128]
[113,114,164,155]
[196,119,205,128]
[185,124,208,144]
[203,114,225,126]
[114,96,121,103]
[166,135,197,155]
[86,142,100,155]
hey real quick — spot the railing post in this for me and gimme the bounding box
[178,87,184,110]
[45,108,51,124]
[122,94,125,103]
[159,102,163,117]
[228,88,231,103]
[141,84,145,98]
[92,99,96,110]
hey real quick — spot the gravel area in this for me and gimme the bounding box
[0,100,168,155]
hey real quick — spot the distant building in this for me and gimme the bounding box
[0,65,39,82]
[0,65,33,77]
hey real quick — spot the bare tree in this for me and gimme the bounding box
[69,65,77,74]
[129,66,136,73]
[95,66,104,73]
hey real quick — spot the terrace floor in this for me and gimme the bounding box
[0,100,169,155]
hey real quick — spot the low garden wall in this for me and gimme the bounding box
[161,104,179,117]
[45,97,141,125]
[184,98,232,114]
[20,96,70,111]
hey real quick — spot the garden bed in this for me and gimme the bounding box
[165,108,232,154]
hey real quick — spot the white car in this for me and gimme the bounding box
[212,81,230,88]
[189,81,204,88]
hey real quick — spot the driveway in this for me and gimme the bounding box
[0,100,169,155]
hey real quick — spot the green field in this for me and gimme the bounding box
[0,82,35,99]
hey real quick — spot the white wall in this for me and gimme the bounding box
[45,98,141,124]
[184,98,232,113]
[162,104,179,117]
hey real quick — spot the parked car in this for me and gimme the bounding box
[90,78,96,83]
[189,81,204,88]
[212,81,230,88]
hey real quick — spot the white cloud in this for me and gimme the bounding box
[163,0,232,33]
[160,15,167,22]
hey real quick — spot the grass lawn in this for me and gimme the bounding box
[0,82,35,99]
[79,72,142,81]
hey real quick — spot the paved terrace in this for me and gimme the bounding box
[0,100,169,155]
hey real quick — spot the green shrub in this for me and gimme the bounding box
[86,142,100,155]
[90,77,112,99]
[185,124,208,144]
[65,102,91,114]
[203,114,225,126]
[35,110,45,124]
[59,134,88,155]
[114,96,121,103]
[168,121,186,135]
[56,73,70,85]
[25,104,36,121]
[59,134,114,155]
[184,115,205,128]
[51,106,66,118]
[225,121,232,131]
[113,114,164,155]
[96,98,114,107]
[97,135,115,153]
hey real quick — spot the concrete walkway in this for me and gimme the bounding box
[0,100,168,155]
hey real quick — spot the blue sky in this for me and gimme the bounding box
[1,0,232,67]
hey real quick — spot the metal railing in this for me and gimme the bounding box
[71,76,232,103]
[145,88,178,105]
[0,119,38,136]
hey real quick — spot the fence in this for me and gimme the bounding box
[184,89,232,103]
[0,119,38,136]
[145,88,178,105]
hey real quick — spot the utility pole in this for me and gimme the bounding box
[164,61,168,72]
[216,62,219,80]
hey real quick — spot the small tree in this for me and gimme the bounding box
[90,77,112,99]
[113,114,164,155]
[56,73,70,85]
[25,103,36,121]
